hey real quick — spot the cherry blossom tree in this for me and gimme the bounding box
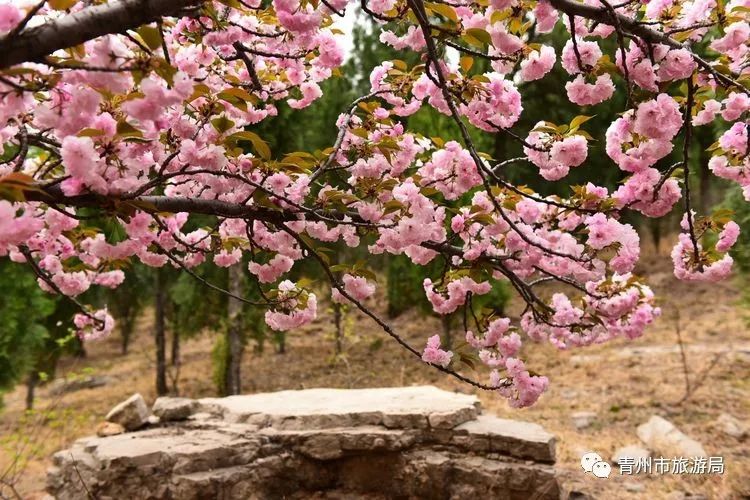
[0,0,748,407]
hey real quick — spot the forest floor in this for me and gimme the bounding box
[1,239,749,499]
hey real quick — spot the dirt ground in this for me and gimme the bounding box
[1,240,749,499]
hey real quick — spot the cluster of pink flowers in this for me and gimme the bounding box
[248,254,295,283]
[0,201,43,256]
[421,335,453,367]
[707,122,750,199]
[264,281,318,331]
[605,94,688,217]
[520,46,557,82]
[332,274,376,303]
[616,45,696,92]
[419,141,482,200]
[423,276,491,314]
[0,2,21,35]
[525,126,589,180]
[672,216,740,282]
[74,309,116,341]
[521,275,660,349]
[495,358,549,408]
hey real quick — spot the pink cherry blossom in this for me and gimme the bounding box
[421,335,453,367]
[520,46,556,82]
[565,74,614,105]
[633,94,683,141]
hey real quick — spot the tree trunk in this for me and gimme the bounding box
[171,328,180,366]
[441,315,453,351]
[121,315,134,355]
[226,264,244,395]
[25,371,38,411]
[72,336,87,358]
[154,269,168,396]
[333,302,343,355]
[650,218,662,255]
[275,332,286,354]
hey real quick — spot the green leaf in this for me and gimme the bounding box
[459,55,474,73]
[116,120,143,139]
[569,115,594,131]
[48,0,78,10]
[77,128,105,137]
[227,131,271,159]
[465,28,491,45]
[136,25,163,51]
[426,2,458,21]
[211,116,236,135]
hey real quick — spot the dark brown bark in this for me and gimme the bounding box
[333,302,343,355]
[171,329,180,367]
[120,315,136,355]
[441,315,453,351]
[225,264,244,395]
[154,269,168,396]
[25,371,38,411]
[0,0,201,69]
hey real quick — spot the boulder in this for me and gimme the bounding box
[197,385,480,429]
[624,483,645,493]
[96,422,125,437]
[105,393,150,431]
[715,413,747,439]
[571,411,597,430]
[48,386,559,500]
[48,375,111,395]
[637,416,706,457]
[153,397,198,421]
[453,415,556,462]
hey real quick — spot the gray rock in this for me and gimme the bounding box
[105,393,150,431]
[565,490,596,500]
[453,415,556,462]
[623,483,645,493]
[96,422,124,437]
[666,492,708,500]
[612,444,650,464]
[153,397,198,421]
[47,386,559,500]
[197,385,480,429]
[48,375,111,395]
[637,416,706,457]
[571,411,597,430]
[715,413,747,439]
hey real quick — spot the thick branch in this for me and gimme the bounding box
[550,0,747,89]
[549,0,681,48]
[0,0,202,70]
[26,184,291,223]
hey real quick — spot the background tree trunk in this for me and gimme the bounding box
[25,371,38,411]
[154,269,168,396]
[171,329,180,367]
[120,314,134,355]
[226,264,244,395]
[333,302,343,355]
[441,315,453,351]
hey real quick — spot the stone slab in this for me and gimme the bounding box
[453,415,556,462]
[198,385,480,429]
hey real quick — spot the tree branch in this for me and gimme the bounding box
[0,0,202,70]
